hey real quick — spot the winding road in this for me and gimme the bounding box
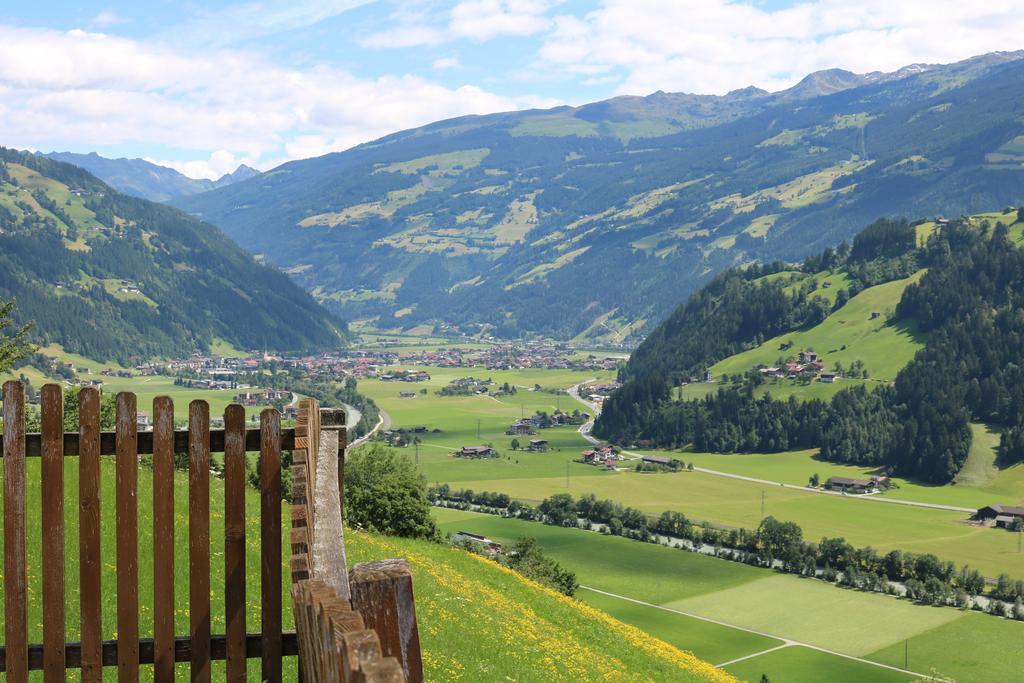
[568,382,975,514]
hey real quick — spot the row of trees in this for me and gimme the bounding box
[432,489,1024,614]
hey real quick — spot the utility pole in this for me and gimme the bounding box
[566,461,570,488]
[761,490,765,518]
[414,438,420,465]
[476,418,481,441]
[904,639,908,671]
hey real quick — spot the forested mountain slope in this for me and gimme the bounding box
[0,148,345,363]
[595,211,1024,484]
[176,52,1024,340]
[43,151,260,202]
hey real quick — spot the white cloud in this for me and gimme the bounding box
[172,0,376,47]
[91,10,128,27]
[536,0,1024,96]
[0,25,539,177]
[146,150,252,181]
[432,56,462,69]
[360,0,556,48]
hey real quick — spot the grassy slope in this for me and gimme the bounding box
[349,533,730,682]
[0,458,727,682]
[435,508,1024,683]
[712,271,926,383]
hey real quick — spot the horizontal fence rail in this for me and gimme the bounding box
[0,428,297,457]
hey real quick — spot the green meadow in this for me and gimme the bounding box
[357,365,615,484]
[712,272,926,383]
[434,508,1024,683]
[455,468,1024,578]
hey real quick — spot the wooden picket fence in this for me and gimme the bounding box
[0,381,422,682]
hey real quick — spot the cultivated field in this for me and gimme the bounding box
[434,508,1024,682]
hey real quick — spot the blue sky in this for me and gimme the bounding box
[2,1,1021,178]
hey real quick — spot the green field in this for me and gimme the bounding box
[357,365,615,484]
[446,468,1024,579]
[712,272,926,383]
[726,647,913,683]
[434,508,1024,682]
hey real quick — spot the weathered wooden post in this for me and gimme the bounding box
[349,559,424,683]
[316,407,350,600]
[321,408,347,523]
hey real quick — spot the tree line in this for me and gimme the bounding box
[431,488,1024,617]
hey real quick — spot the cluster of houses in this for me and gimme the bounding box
[823,475,890,494]
[975,504,1024,529]
[504,410,588,437]
[475,343,623,372]
[379,369,431,382]
[233,389,291,406]
[439,376,491,394]
[580,445,621,470]
[756,350,838,383]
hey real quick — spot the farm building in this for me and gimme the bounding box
[455,445,497,458]
[819,372,839,383]
[825,476,875,493]
[976,505,1024,527]
[526,439,549,452]
[506,420,536,435]
[451,531,503,554]
[642,455,673,466]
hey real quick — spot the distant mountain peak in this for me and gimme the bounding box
[726,85,769,98]
[216,163,260,185]
[41,152,260,202]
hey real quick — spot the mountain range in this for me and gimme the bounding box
[169,51,1024,343]
[43,151,260,202]
[0,148,343,363]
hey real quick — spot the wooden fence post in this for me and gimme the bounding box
[3,380,28,681]
[349,559,423,683]
[41,384,65,682]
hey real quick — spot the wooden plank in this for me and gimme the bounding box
[224,404,247,683]
[152,396,175,683]
[350,559,424,683]
[1,428,296,457]
[40,384,65,682]
[0,632,299,671]
[116,392,140,682]
[78,387,102,682]
[3,380,28,681]
[189,400,211,683]
[260,409,283,682]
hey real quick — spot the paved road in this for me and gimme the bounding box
[579,586,939,680]
[568,382,975,514]
[349,408,390,449]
